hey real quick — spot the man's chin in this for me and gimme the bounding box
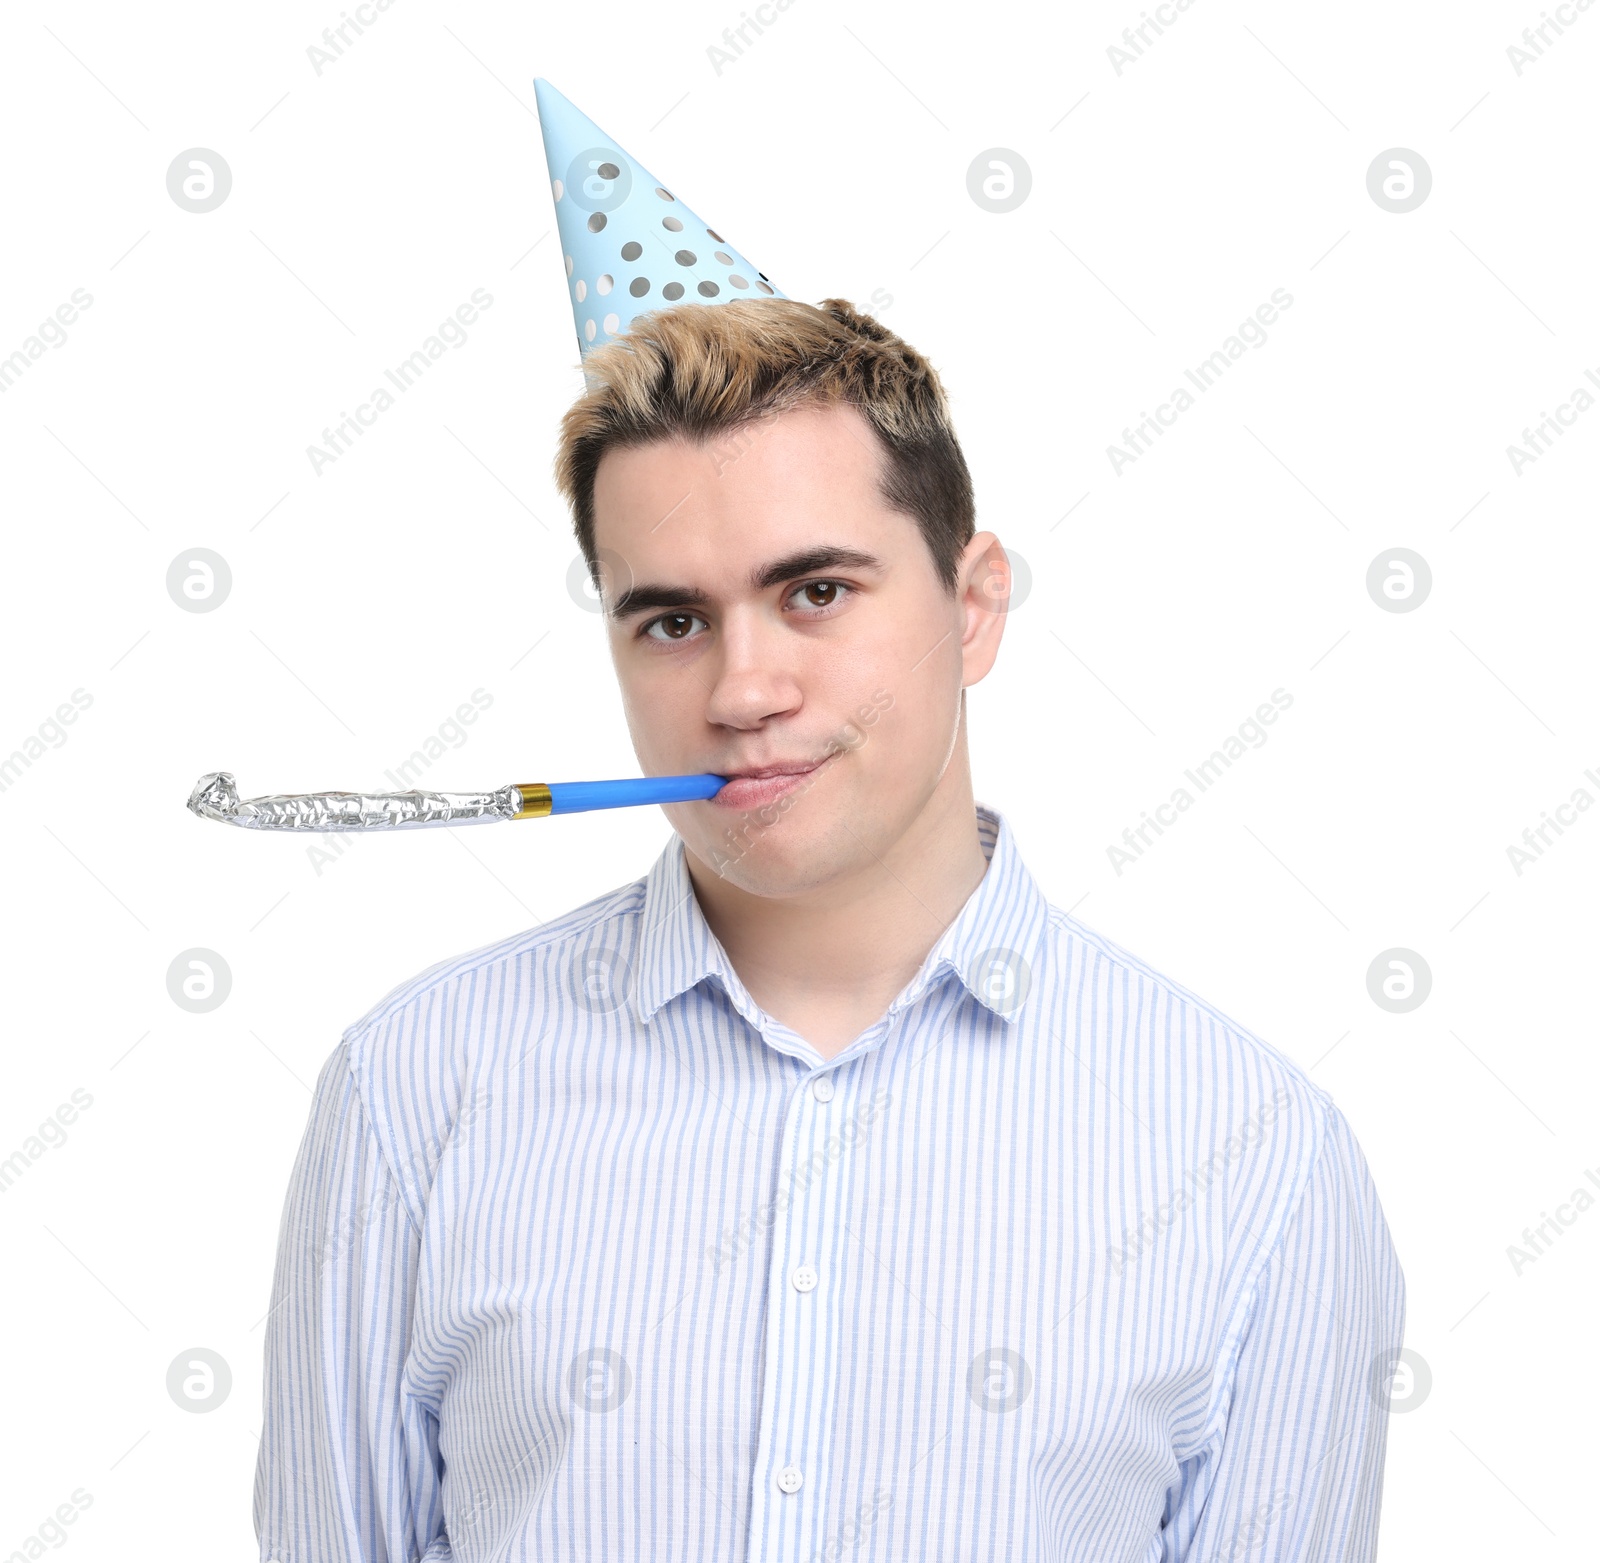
[683,805,860,898]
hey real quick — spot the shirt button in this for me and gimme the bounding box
[792,1264,819,1293]
[777,1465,804,1493]
[811,1075,834,1102]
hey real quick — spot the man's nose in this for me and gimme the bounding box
[702,613,803,730]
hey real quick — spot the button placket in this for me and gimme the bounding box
[746,1067,853,1557]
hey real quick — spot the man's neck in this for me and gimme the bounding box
[683,762,991,1060]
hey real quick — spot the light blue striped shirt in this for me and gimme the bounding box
[256,804,1404,1562]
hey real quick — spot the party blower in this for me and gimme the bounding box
[186,770,727,831]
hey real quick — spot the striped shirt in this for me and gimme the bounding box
[255,803,1405,1562]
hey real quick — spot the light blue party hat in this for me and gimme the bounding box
[534,76,786,360]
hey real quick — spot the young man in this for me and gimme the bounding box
[255,77,1407,1563]
[254,292,1405,1562]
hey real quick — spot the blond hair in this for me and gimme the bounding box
[553,298,975,591]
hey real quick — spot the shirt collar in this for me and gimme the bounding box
[631,803,1051,1031]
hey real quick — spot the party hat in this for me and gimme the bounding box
[534,76,786,360]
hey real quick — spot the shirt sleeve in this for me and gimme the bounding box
[1162,1097,1407,1562]
[254,1037,451,1563]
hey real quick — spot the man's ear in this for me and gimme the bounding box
[955,531,1011,689]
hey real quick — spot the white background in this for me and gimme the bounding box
[1,0,1594,1557]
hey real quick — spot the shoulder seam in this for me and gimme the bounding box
[1195,1089,1333,1456]
[336,1037,427,1245]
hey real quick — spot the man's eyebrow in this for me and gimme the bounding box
[607,582,712,620]
[607,545,885,620]
[749,545,883,591]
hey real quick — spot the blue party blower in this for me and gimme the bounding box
[537,774,727,815]
[186,771,728,832]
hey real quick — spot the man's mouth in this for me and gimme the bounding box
[710,754,838,811]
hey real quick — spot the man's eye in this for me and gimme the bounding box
[643,612,706,642]
[791,580,849,610]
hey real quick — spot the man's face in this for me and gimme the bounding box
[591,400,1007,898]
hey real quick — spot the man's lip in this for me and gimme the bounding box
[718,760,826,781]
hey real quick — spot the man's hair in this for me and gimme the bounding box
[552,298,975,593]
